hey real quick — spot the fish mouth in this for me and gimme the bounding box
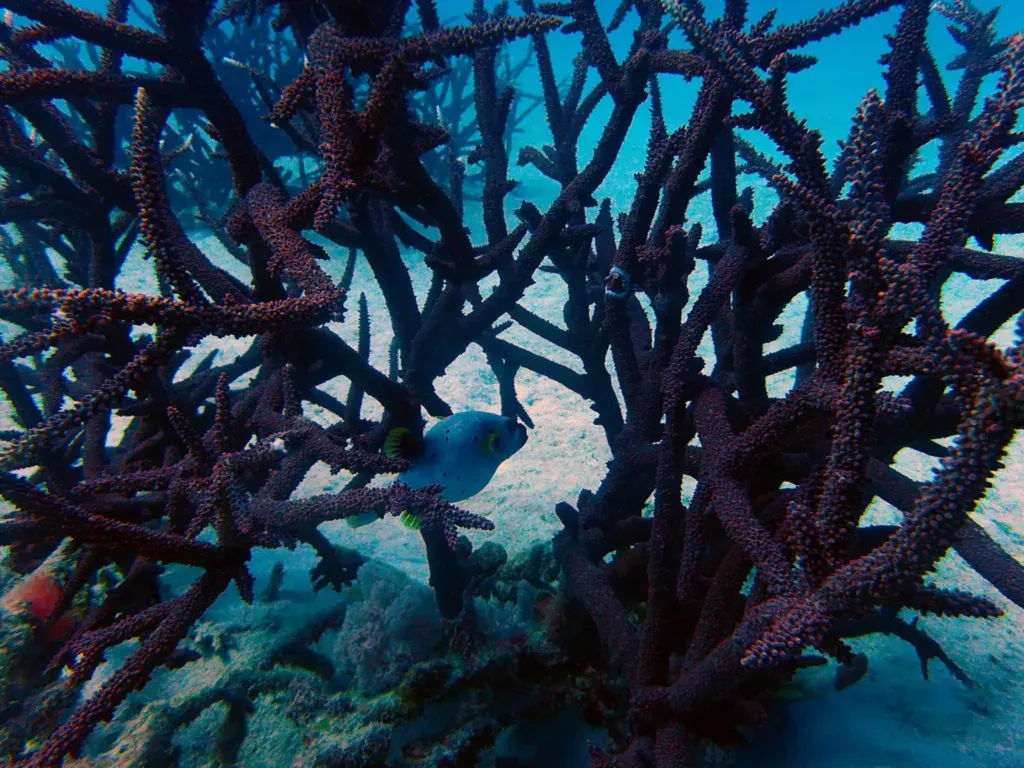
[506,418,528,448]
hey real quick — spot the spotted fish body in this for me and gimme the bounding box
[347,411,529,528]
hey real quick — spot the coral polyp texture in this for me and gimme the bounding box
[0,0,1023,765]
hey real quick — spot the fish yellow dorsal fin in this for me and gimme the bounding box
[384,428,423,460]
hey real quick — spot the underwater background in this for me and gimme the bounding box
[3,0,1024,765]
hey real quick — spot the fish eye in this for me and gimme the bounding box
[484,430,502,454]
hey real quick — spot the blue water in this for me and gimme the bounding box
[4,1,1024,766]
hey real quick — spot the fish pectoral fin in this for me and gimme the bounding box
[346,511,379,529]
[348,510,423,530]
[399,510,422,530]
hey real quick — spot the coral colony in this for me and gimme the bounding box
[0,0,1023,765]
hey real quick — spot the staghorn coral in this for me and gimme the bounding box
[0,0,1022,765]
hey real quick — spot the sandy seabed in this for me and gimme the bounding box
[3,193,1024,766]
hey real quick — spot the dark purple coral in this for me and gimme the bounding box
[0,0,1023,766]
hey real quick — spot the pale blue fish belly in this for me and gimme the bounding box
[347,411,528,527]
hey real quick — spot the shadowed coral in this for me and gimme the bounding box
[332,561,444,696]
[0,0,1023,765]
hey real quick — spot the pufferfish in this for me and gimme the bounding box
[347,411,529,529]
